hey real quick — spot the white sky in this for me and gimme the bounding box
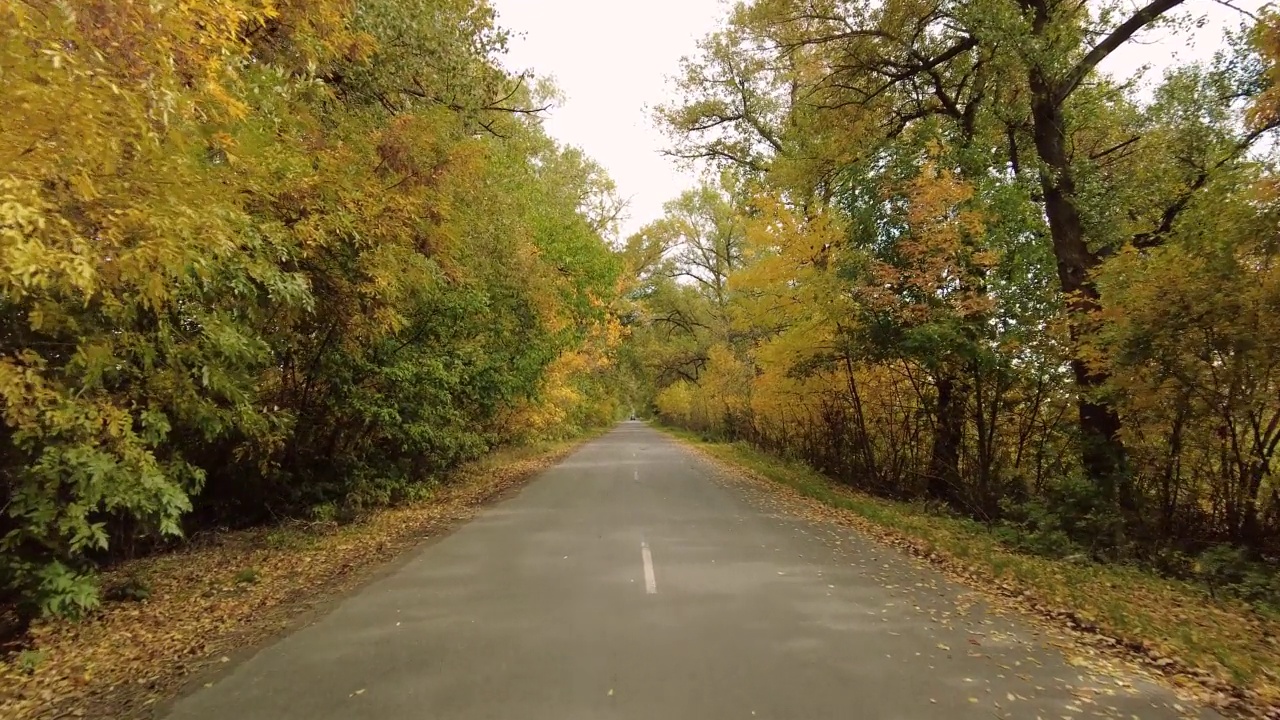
[491,0,728,238]
[489,0,1262,239]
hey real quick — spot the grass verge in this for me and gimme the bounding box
[0,432,598,720]
[660,426,1280,718]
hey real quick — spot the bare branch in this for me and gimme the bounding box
[1089,135,1141,161]
[1210,0,1260,21]
[1059,0,1187,101]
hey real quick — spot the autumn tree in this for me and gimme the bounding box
[637,0,1280,577]
[655,0,1279,524]
[0,0,626,623]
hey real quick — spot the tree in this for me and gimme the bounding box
[0,0,627,623]
[637,0,1280,565]
[657,0,1280,519]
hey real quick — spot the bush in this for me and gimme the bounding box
[1196,545,1280,610]
[996,492,1088,560]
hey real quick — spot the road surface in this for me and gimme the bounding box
[165,422,1213,720]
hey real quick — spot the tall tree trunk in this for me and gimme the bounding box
[927,373,964,507]
[1027,73,1133,512]
[841,352,880,486]
[1238,460,1269,550]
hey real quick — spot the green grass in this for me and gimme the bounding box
[233,567,261,585]
[660,426,1280,710]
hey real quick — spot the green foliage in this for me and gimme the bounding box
[994,507,1081,561]
[995,478,1127,561]
[0,0,627,623]
[1197,545,1280,610]
[15,650,45,675]
[233,568,260,585]
[3,561,100,622]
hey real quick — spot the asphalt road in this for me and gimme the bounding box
[165,422,1214,720]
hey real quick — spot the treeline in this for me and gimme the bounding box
[625,0,1280,604]
[1,0,624,623]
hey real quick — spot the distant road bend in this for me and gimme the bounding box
[166,422,1215,720]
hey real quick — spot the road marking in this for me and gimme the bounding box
[633,469,639,481]
[641,541,657,594]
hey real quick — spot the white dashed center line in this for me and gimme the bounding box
[641,541,657,594]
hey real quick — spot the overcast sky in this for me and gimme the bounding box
[488,0,1261,239]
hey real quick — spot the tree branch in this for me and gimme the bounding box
[1089,135,1141,161]
[1133,120,1280,248]
[1210,0,1260,21]
[1059,0,1187,101]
